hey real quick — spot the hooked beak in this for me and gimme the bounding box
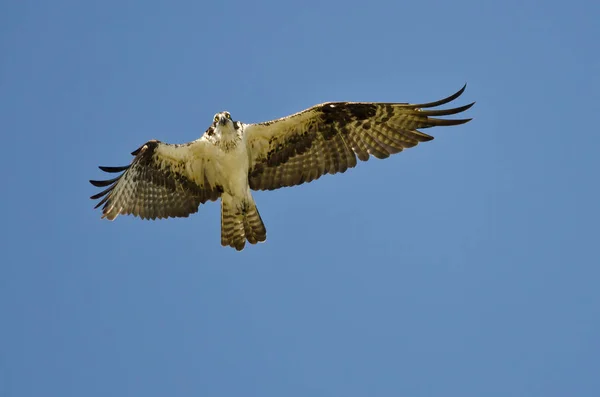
[218,116,228,126]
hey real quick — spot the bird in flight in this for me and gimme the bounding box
[90,85,474,250]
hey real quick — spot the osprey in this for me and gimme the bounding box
[90,85,474,250]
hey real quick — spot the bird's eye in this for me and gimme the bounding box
[214,115,219,122]
[225,112,231,119]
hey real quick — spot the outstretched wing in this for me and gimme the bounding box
[90,139,222,220]
[245,85,474,191]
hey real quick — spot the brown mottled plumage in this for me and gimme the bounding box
[245,85,473,190]
[90,140,222,220]
[90,85,474,250]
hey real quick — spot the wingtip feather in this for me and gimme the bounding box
[89,177,120,187]
[418,102,475,117]
[98,165,128,173]
[416,84,469,108]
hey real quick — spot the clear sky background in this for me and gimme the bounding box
[1,0,599,396]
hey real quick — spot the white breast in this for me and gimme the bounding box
[214,140,250,197]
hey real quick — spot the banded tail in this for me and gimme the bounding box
[220,194,267,251]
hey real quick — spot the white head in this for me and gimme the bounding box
[212,111,242,136]
[214,111,232,127]
[205,111,243,148]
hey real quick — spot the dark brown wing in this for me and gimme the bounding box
[245,85,474,191]
[90,139,222,220]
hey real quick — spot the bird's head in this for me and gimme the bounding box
[208,111,242,141]
[206,111,243,141]
[213,111,233,128]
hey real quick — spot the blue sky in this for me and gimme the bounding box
[1,0,599,396]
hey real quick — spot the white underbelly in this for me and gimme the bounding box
[215,145,249,198]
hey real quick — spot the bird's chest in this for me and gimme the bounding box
[214,143,250,196]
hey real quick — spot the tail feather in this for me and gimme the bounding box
[221,195,267,251]
[243,203,267,244]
